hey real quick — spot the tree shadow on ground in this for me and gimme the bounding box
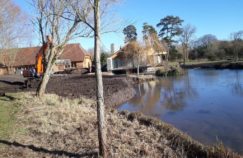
[0,94,16,101]
[0,140,98,158]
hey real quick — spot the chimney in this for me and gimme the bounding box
[110,43,115,54]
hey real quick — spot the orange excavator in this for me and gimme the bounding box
[23,36,52,78]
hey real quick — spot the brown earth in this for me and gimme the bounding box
[46,75,135,108]
[0,74,136,108]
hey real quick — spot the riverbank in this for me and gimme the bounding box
[181,60,243,69]
[0,74,242,157]
[0,92,241,157]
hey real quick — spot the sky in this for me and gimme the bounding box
[13,0,243,52]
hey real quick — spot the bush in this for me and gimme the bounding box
[155,68,181,77]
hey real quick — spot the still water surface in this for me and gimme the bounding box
[118,69,243,154]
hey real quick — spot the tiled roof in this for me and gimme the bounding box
[0,43,88,67]
[14,47,40,66]
[60,43,86,62]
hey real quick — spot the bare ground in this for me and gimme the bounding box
[0,93,241,158]
[46,75,136,108]
[0,74,136,108]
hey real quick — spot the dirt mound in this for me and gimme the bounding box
[47,75,135,108]
[0,74,135,108]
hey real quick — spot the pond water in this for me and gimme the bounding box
[118,69,243,154]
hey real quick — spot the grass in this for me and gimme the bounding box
[0,93,24,155]
[184,60,228,65]
[0,94,19,139]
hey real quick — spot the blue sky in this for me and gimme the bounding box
[14,0,243,51]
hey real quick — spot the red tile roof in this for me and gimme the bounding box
[0,43,88,67]
[14,47,40,66]
[60,44,86,62]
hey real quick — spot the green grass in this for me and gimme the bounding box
[185,60,227,65]
[0,94,19,139]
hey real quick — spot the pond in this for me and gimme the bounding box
[118,69,243,154]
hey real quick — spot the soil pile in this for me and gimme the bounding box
[0,75,135,108]
[47,75,135,108]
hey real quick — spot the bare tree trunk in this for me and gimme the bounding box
[137,64,140,76]
[94,0,107,157]
[183,49,186,65]
[37,49,55,97]
[234,48,239,62]
[183,47,188,65]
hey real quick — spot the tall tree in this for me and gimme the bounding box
[142,23,157,41]
[191,34,218,59]
[0,0,30,49]
[94,1,107,156]
[156,15,184,45]
[180,24,196,64]
[156,15,183,60]
[72,0,119,156]
[142,23,165,51]
[123,25,137,43]
[231,31,243,61]
[142,23,166,65]
[33,0,88,97]
[194,34,218,48]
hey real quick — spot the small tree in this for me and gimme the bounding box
[231,31,243,61]
[32,0,89,97]
[180,24,196,64]
[124,41,144,75]
[0,49,17,74]
[101,52,110,67]
[71,0,119,156]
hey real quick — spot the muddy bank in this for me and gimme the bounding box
[181,61,243,69]
[0,93,241,158]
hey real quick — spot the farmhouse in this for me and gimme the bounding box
[0,43,92,74]
[107,45,167,71]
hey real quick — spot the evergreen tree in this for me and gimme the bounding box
[123,25,137,43]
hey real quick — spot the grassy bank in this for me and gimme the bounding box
[181,60,243,69]
[155,62,184,77]
[0,93,241,157]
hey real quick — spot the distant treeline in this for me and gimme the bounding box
[121,15,243,62]
[189,34,243,61]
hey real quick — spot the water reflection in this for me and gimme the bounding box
[232,71,243,96]
[127,73,198,113]
[119,69,243,154]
